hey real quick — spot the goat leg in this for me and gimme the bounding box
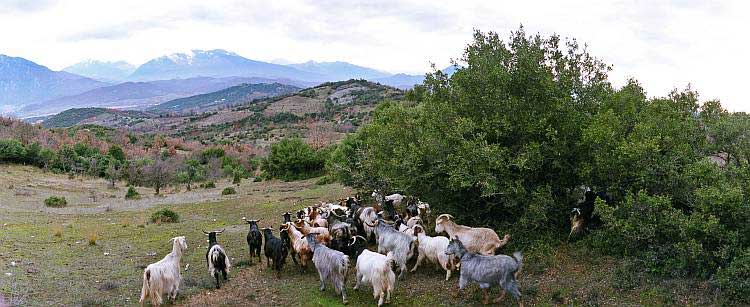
[495,289,506,303]
[482,288,489,305]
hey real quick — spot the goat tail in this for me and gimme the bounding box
[512,251,523,276]
[139,269,150,304]
[384,251,396,274]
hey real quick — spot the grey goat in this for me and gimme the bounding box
[306,233,350,304]
[365,218,416,279]
[445,238,523,306]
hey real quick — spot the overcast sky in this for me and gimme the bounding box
[1,0,748,111]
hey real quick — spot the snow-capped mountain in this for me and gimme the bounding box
[63,60,136,83]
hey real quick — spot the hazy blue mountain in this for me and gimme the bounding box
[63,60,136,82]
[0,54,107,111]
[288,60,391,81]
[151,82,300,113]
[371,73,425,89]
[370,65,459,89]
[19,76,298,117]
[128,49,325,82]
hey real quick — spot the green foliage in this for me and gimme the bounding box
[221,187,237,195]
[107,145,126,162]
[712,248,750,303]
[150,208,179,223]
[269,112,301,124]
[0,139,27,163]
[125,186,140,199]
[332,27,750,286]
[263,138,326,181]
[232,168,242,185]
[44,196,67,208]
[200,181,216,189]
[200,147,225,163]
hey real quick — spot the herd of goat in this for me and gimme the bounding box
[138,191,528,306]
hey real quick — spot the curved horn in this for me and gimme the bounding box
[217,228,225,234]
[202,230,210,235]
[348,236,358,246]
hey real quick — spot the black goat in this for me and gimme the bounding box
[347,235,368,263]
[382,199,397,221]
[570,190,612,238]
[204,229,230,289]
[263,227,288,277]
[405,200,419,219]
[282,212,292,223]
[244,218,262,263]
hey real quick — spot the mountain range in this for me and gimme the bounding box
[19,76,303,117]
[0,55,107,112]
[63,60,136,83]
[2,50,457,117]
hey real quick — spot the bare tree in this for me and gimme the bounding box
[105,163,121,189]
[145,157,174,195]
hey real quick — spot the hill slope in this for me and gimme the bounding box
[0,55,107,111]
[42,107,151,128]
[151,83,301,113]
[18,76,300,117]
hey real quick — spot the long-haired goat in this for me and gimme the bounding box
[140,236,187,306]
[446,238,523,306]
[364,218,416,279]
[263,227,288,277]
[435,214,510,255]
[354,250,397,306]
[204,229,231,289]
[244,218,262,263]
[306,233,350,304]
[360,207,378,241]
[283,222,312,271]
[293,219,331,238]
[410,225,455,280]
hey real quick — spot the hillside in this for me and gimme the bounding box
[150,82,301,113]
[18,77,301,117]
[42,107,152,128]
[0,55,107,110]
[171,79,404,146]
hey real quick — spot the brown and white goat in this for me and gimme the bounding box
[434,214,510,255]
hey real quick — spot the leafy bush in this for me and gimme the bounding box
[201,181,216,189]
[222,187,237,195]
[125,186,140,199]
[712,248,750,303]
[262,138,326,181]
[44,196,67,208]
[151,209,179,223]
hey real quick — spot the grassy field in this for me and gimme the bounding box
[0,165,718,306]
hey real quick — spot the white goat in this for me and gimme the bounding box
[409,225,455,280]
[354,250,397,306]
[365,219,416,279]
[371,190,405,206]
[434,214,510,255]
[140,236,187,307]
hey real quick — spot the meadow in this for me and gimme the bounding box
[0,165,717,306]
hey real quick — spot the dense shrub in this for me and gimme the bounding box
[221,187,237,195]
[44,196,67,208]
[712,248,750,303]
[201,181,216,189]
[151,209,179,223]
[262,138,326,181]
[125,186,140,199]
[330,27,750,285]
